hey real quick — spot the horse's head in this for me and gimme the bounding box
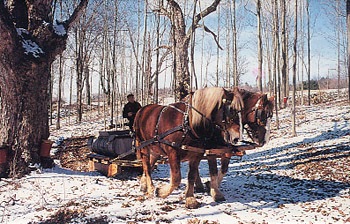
[191,87,243,145]
[241,89,274,146]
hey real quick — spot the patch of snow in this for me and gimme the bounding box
[16,28,44,58]
[1,94,349,223]
[21,39,44,58]
[16,28,29,35]
[42,21,50,27]
[53,22,66,36]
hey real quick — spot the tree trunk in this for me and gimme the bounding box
[0,62,51,177]
[165,0,221,100]
[169,1,191,100]
[281,0,288,108]
[307,0,311,106]
[232,0,238,87]
[56,54,64,130]
[0,0,88,177]
[292,0,298,137]
[273,0,279,129]
[347,0,350,103]
[256,0,263,91]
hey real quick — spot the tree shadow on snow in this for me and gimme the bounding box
[216,123,350,208]
[221,172,349,209]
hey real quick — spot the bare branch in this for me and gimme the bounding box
[243,0,257,16]
[64,0,88,30]
[186,0,221,40]
[197,24,223,50]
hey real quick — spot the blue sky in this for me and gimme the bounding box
[184,0,346,88]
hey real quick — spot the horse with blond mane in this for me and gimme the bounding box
[133,87,243,208]
[194,88,274,198]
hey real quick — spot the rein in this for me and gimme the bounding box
[136,99,236,151]
[243,94,272,143]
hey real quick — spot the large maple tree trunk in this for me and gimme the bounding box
[165,0,221,100]
[0,0,88,178]
[0,62,51,176]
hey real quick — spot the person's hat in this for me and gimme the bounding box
[127,93,134,98]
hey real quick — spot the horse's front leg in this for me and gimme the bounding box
[207,155,225,202]
[184,155,202,209]
[194,168,206,193]
[140,147,155,196]
[155,150,181,199]
[218,154,232,186]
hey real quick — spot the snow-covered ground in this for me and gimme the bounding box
[0,94,349,224]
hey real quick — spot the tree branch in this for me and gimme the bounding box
[186,0,221,40]
[197,24,223,50]
[64,0,88,30]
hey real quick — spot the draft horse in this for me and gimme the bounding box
[195,88,275,194]
[133,87,244,209]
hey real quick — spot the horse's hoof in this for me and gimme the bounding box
[155,187,167,198]
[213,194,226,202]
[185,197,201,209]
[146,186,155,198]
[140,185,147,193]
[211,189,226,202]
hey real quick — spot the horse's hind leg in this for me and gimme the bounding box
[140,147,155,196]
[156,150,181,199]
[185,156,202,209]
[207,155,225,202]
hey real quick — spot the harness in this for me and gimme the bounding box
[244,96,273,140]
[136,101,236,153]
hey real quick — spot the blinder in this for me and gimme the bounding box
[222,98,240,122]
[255,108,272,126]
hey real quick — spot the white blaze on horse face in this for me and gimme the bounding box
[264,118,271,144]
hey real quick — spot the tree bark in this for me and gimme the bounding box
[273,0,279,129]
[292,0,298,137]
[256,0,263,91]
[281,0,288,108]
[165,0,221,100]
[0,0,88,177]
[347,0,350,103]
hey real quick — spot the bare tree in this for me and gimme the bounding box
[281,0,288,108]
[292,0,298,137]
[159,0,222,100]
[256,0,263,91]
[232,0,238,87]
[307,0,311,105]
[273,0,280,128]
[348,0,350,102]
[0,0,88,177]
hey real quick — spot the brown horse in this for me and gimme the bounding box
[195,88,275,194]
[133,87,244,209]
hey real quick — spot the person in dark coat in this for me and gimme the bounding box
[122,93,141,130]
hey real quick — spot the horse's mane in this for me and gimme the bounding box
[239,88,274,116]
[190,87,243,130]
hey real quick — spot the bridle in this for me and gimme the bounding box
[244,95,273,141]
[246,95,273,126]
[188,97,241,143]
